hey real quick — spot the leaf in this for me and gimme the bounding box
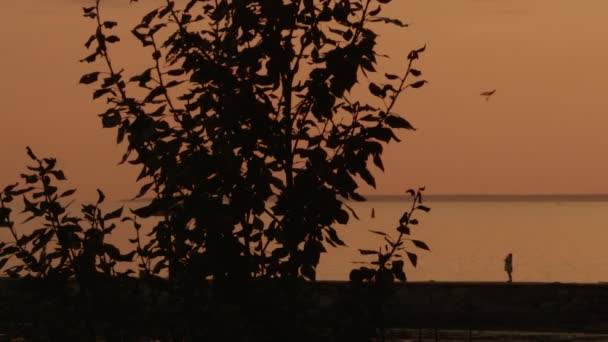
[271,248,289,259]
[2,183,18,194]
[369,16,408,27]
[96,189,106,204]
[59,189,77,198]
[0,258,8,270]
[350,193,366,202]
[409,68,422,77]
[407,252,418,267]
[335,209,349,225]
[44,185,57,197]
[385,73,399,80]
[152,261,166,274]
[6,265,23,278]
[417,205,431,212]
[103,207,123,221]
[100,110,121,128]
[144,86,165,102]
[397,225,410,235]
[26,146,37,161]
[165,80,183,88]
[373,154,384,171]
[32,230,54,254]
[385,114,415,130]
[399,212,409,225]
[369,83,385,98]
[342,29,353,41]
[409,80,428,89]
[167,69,185,76]
[79,72,100,84]
[136,182,154,198]
[10,187,34,196]
[358,249,378,255]
[81,52,98,63]
[103,21,118,29]
[301,264,316,281]
[343,203,360,220]
[326,228,346,246]
[366,127,393,142]
[0,246,19,257]
[93,88,113,99]
[359,168,376,188]
[369,230,388,237]
[369,5,381,16]
[84,34,96,48]
[412,240,430,251]
[49,170,66,181]
[116,251,136,262]
[106,35,120,43]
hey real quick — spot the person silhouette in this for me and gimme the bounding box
[504,253,513,283]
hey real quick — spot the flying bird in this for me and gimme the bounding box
[480,89,496,101]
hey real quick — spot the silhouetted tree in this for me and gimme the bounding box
[85,0,427,339]
[81,0,426,285]
[0,0,430,340]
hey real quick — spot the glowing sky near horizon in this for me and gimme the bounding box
[1,0,608,201]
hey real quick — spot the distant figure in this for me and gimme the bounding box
[504,253,513,283]
[371,208,375,218]
[480,89,496,101]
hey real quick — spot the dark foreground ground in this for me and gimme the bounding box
[2,280,608,339]
[382,281,608,333]
[388,329,608,342]
[3,330,608,342]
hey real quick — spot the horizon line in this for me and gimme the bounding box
[120,193,608,203]
[363,193,608,202]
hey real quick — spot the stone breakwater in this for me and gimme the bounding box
[1,279,608,334]
[289,281,608,332]
[383,282,608,332]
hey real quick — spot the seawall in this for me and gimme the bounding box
[1,280,607,333]
[382,281,608,332]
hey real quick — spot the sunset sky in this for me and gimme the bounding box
[1,0,607,202]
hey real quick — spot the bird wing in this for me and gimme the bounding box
[480,89,496,96]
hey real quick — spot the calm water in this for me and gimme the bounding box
[317,196,608,283]
[4,196,608,283]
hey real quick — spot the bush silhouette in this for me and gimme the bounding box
[0,0,430,340]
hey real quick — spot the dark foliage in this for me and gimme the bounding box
[0,0,430,340]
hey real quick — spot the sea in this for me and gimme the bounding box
[3,194,608,284]
[316,194,608,283]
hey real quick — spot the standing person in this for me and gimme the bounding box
[504,253,513,283]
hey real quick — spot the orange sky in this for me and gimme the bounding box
[1,0,608,201]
